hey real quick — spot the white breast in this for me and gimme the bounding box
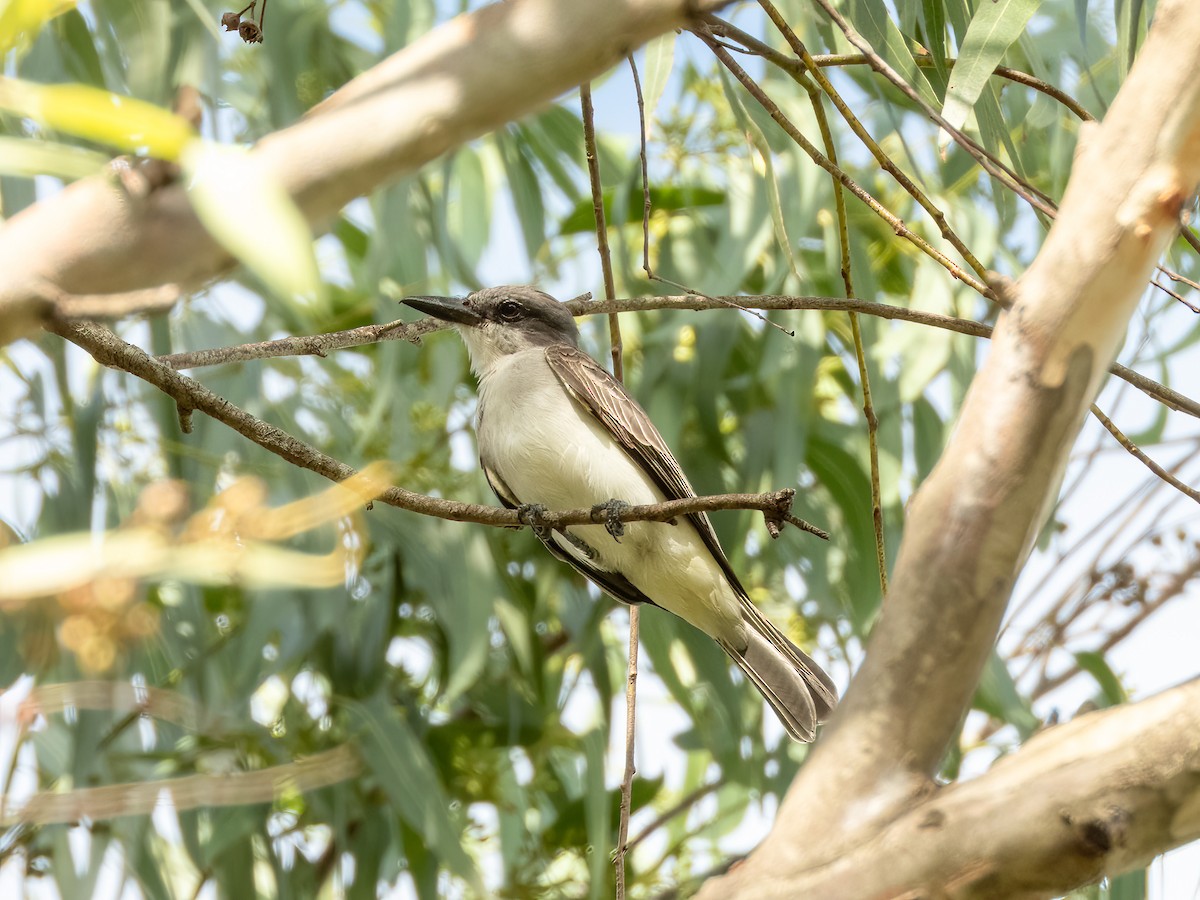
[475,349,742,641]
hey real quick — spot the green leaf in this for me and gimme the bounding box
[181,140,321,303]
[494,129,545,259]
[843,0,938,105]
[347,807,391,900]
[1106,868,1146,900]
[1074,651,1128,707]
[558,184,724,235]
[582,727,610,900]
[919,0,949,80]
[443,147,491,278]
[1074,0,1090,49]
[974,651,1039,737]
[1115,0,1145,77]
[942,0,1042,138]
[347,694,479,886]
[640,32,677,125]
[0,135,107,179]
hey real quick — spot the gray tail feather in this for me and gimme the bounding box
[720,600,838,743]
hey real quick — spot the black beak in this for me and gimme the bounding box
[402,295,485,327]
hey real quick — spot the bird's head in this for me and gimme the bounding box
[403,285,580,376]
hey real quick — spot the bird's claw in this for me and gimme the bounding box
[517,503,551,540]
[591,498,631,542]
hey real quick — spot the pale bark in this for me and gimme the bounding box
[721,678,1200,899]
[0,0,726,345]
[697,1,1200,896]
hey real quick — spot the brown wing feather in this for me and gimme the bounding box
[543,343,746,595]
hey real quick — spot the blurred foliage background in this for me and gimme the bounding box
[2,0,1199,897]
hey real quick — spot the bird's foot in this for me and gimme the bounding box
[590,498,631,542]
[517,503,552,540]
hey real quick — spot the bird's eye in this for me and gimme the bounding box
[496,300,522,321]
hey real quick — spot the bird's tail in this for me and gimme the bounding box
[720,598,838,743]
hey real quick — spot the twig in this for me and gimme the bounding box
[582,72,636,899]
[147,293,1200,422]
[623,778,725,854]
[772,0,888,597]
[738,31,1197,312]
[1023,551,1200,703]
[159,318,427,369]
[711,13,991,290]
[803,0,1060,218]
[580,83,623,381]
[745,50,1100,124]
[694,25,994,299]
[1089,405,1200,503]
[55,321,840,542]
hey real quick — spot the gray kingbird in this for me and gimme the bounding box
[403,286,837,741]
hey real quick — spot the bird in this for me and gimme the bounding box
[402,286,837,741]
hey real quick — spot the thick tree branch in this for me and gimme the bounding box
[712,679,1200,898]
[48,320,826,540]
[700,1,1200,895]
[0,0,730,345]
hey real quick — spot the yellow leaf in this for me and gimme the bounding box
[0,78,195,160]
[0,0,77,55]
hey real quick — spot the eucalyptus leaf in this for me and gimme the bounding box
[942,0,1042,142]
[182,140,322,304]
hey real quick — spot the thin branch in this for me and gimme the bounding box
[693,24,994,299]
[1089,404,1200,503]
[1026,552,1200,701]
[624,778,725,855]
[772,51,1098,123]
[580,82,623,381]
[769,0,888,598]
[711,13,989,288]
[158,318,428,369]
[714,27,1194,312]
[51,321,826,541]
[154,294,1200,422]
[582,71,637,899]
[804,0,1059,218]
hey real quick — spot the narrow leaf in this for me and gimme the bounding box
[0,79,194,160]
[0,136,107,180]
[1074,651,1128,707]
[0,0,76,55]
[973,651,1039,737]
[182,140,321,303]
[640,32,677,125]
[941,0,1042,140]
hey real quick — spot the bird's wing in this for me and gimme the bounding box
[482,458,656,608]
[543,343,746,594]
